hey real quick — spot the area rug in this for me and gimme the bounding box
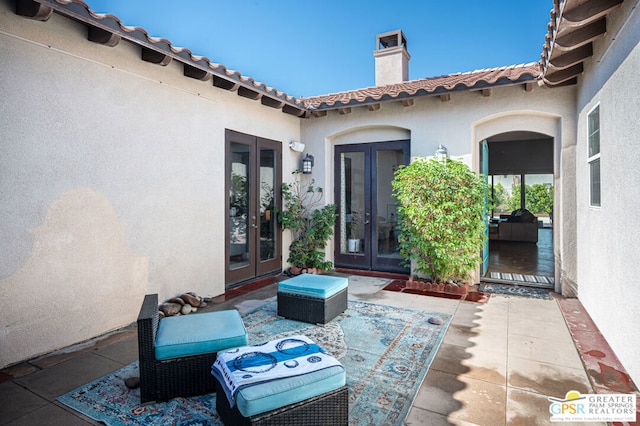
[489,272,555,287]
[479,283,552,299]
[58,299,451,426]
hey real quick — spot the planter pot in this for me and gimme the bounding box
[405,277,469,295]
[347,238,360,253]
[289,266,303,276]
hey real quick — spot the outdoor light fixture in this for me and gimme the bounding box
[435,144,448,162]
[289,141,305,152]
[302,153,314,174]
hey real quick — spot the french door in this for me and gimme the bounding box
[334,141,410,274]
[225,130,282,287]
[481,139,489,276]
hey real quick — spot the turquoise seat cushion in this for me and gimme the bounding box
[155,310,248,361]
[235,365,346,417]
[278,275,348,299]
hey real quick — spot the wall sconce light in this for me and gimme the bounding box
[289,141,305,152]
[302,154,314,174]
[435,144,448,162]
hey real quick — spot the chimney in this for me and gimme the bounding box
[374,30,410,86]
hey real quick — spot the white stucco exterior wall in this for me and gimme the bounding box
[0,7,300,367]
[574,1,640,385]
[301,83,576,287]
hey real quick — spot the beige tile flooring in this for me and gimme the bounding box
[346,274,603,425]
[1,275,612,425]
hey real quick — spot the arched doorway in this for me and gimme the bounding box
[482,131,555,287]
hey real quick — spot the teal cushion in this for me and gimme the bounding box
[235,365,346,417]
[155,310,247,361]
[278,275,348,299]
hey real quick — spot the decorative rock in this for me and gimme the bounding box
[124,376,140,389]
[180,304,193,315]
[160,302,181,316]
[167,297,185,306]
[428,316,444,325]
[180,293,201,307]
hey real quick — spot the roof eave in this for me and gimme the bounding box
[23,0,307,116]
[306,74,539,112]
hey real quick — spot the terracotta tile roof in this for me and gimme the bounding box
[33,0,306,114]
[27,0,545,116]
[302,63,541,110]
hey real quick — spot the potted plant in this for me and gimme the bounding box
[347,211,361,253]
[391,157,488,290]
[278,171,337,274]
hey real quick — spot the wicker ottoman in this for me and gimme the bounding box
[137,294,248,403]
[213,336,348,425]
[216,381,348,426]
[277,274,348,324]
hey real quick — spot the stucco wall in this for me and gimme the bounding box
[0,7,300,367]
[574,1,640,385]
[301,83,576,287]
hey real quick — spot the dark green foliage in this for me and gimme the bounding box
[392,158,488,283]
[278,171,337,270]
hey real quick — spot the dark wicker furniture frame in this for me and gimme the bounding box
[137,293,218,403]
[215,380,348,426]
[277,287,347,325]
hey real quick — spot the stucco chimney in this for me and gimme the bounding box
[374,30,410,86]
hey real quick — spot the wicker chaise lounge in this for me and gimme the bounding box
[137,293,247,403]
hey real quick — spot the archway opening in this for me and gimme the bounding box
[483,131,555,287]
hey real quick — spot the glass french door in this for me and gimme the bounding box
[334,141,410,273]
[225,130,281,287]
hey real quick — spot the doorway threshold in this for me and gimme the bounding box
[482,272,554,289]
[334,268,409,281]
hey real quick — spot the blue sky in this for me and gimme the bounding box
[85,1,553,98]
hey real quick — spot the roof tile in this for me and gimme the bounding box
[302,63,541,109]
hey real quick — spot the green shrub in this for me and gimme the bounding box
[278,171,336,270]
[392,158,488,283]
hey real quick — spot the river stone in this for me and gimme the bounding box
[181,293,201,307]
[160,303,181,316]
[124,376,140,389]
[428,316,444,325]
[181,304,193,315]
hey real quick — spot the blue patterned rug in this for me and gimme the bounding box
[58,299,451,425]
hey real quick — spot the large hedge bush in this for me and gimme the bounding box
[392,158,488,283]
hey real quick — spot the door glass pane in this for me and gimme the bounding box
[376,150,402,257]
[259,148,277,262]
[490,174,520,217]
[524,174,554,227]
[229,142,250,270]
[339,152,365,255]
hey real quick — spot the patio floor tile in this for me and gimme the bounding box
[507,356,593,397]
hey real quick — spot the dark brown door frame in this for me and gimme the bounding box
[334,140,410,274]
[225,129,282,287]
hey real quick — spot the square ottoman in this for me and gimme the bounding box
[212,335,348,426]
[277,274,348,324]
[137,293,248,403]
